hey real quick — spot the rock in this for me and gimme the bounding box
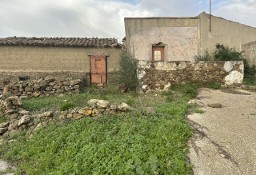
[18,115,31,127]
[32,91,41,97]
[0,160,10,172]
[18,109,30,115]
[73,113,83,120]
[8,113,19,121]
[117,102,133,111]
[208,103,223,108]
[70,79,81,86]
[8,129,19,137]
[4,96,21,108]
[25,86,33,92]
[110,104,118,112]
[79,108,94,116]
[188,99,205,107]
[42,111,54,118]
[67,113,73,119]
[5,109,18,115]
[88,99,99,107]
[0,122,9,128]
[33,123,43,131]
[8,120,19,130]
[0,127,8,135]
[96,100,110,109]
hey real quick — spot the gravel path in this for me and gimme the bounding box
[187,88,256,175]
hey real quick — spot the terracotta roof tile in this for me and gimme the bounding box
[0,37,122,48]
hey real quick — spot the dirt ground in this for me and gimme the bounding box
[187,88,256,175]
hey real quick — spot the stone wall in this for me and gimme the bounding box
[138,61,244,92]
[0,76,81,97]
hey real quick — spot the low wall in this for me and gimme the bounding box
[138,61,244,92]
[0,76,81,97]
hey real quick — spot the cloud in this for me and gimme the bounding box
[0,0,256,41]
[213,0,256,27]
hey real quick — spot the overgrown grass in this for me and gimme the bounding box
[21,86,138,112]
[0,84,198,174]
[0,115,7,123]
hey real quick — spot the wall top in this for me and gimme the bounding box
[0,37,122,48]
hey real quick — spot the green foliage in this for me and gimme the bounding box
[60,102,76,111]
[194,50,212,61]
[0,103,192,175]
[212,43,256,84]
[21,94,87,112]
[21,88,124,112]
[205,82,221,89]
[3,82,198,174]
[0,115,7,123]
[117,53,138,91]
[243,60,256,85]
[213,43,243,61]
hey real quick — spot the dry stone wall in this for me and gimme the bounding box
[138,61,244,92]
[0,76,81,97]
[0,96,133,139]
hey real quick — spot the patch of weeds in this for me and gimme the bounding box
[21,96,60,111]
[205,82,221,89]
[0,114,7,123]
[0,101,192,175]
[60,102,76,111]
[164,83,199,103]
[194,50,212,61]
[189,104,205,114]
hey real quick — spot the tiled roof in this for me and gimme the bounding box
[0,37,122,48]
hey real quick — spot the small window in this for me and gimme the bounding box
[152,46,164,62]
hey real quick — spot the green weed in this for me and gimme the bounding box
[0,103,192,174]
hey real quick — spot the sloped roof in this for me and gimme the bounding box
[0,37,122,48]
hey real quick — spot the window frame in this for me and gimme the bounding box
[152,42,166,62]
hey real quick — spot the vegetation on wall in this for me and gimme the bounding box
[194,50,212,61]
[195,43,256,84]
[117,52,138,91]
[213,43,243,61]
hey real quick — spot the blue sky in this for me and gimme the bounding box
[0,0,256,41]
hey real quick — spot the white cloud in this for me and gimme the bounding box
[213,0,256,27]
[0,0,256,42]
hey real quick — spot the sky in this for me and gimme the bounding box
[1,0,256,42]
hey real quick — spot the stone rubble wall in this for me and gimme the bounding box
[138,61,244,92]
[0,75,81,97]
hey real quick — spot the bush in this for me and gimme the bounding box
[212,44,256,84]
[213,43,243,61]
[194,50,212,61]
[117,53,138,91]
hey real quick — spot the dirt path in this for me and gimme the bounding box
[187,88,256,175]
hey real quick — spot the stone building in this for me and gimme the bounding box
[124,12,256,65]
[0,37,122,85]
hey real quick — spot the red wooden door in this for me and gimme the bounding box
[90,55,107,86]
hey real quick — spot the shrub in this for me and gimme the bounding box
[212,44,256,84]
[213,43,243,61]
[194,50,212,61]
[117,53,138,91]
